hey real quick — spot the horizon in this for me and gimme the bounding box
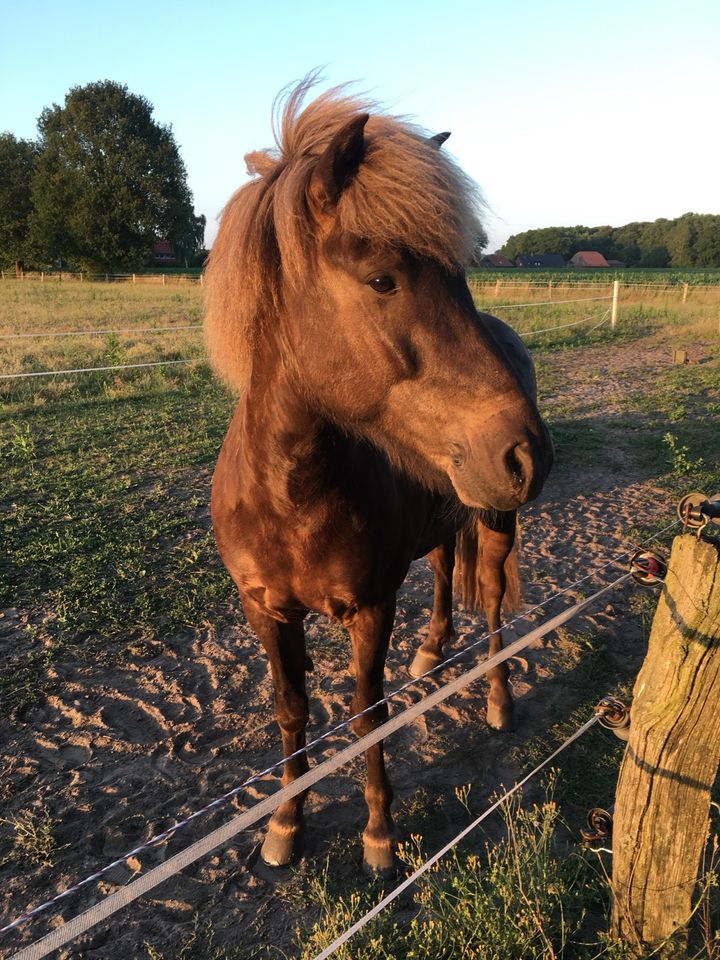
[1,0,718,254]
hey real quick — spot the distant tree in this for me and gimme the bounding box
[666,214,696,267]
[693,215,720,266]
[499,214,720,269]
[639,245,671,267]
[29,81,200,272]
[0,133,37,271]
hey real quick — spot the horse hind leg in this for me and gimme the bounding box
[349,599,396,874]
[409,537,456,679]
[242,599,310,867]
[478,513,518,732]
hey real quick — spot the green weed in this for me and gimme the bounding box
[1,804,64,868]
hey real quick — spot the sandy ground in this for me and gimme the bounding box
[1,335,713,959]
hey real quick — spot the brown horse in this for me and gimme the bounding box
[206,79,553,873]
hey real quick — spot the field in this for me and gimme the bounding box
[1,278,720,959]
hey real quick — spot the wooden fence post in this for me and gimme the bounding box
[612,533,720,955]
[611,279,620,329]
[494,278,501,298]
[682,282,689,303]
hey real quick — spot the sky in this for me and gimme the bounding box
[1,0,718,253]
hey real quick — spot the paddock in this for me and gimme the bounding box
[1,277,719,958]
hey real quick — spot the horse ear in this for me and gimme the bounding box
[309,113,369,211]
[428,131,451,149]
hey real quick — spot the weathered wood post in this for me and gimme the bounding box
[611,279,620,329]
[494,278,501,298]
[612,532,720,955]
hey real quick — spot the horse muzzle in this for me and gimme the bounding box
[448,413,553,511]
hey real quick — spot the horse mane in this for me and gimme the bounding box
[205,75,486,391]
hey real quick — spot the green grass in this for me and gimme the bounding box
[1,369,237,717]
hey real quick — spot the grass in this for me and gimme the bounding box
[2,278,720,958]
[1,283,237,716]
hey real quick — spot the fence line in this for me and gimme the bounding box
[0,324,203,341]
[0,272,202,284]
[491,295,612,310]
[2,515,678,949]
[0,359,198,380]
[313,708,606,960]
[6,573,635,959]
[521,308,611,338]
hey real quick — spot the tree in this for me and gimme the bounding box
[29,81,200,272]
[0,133,37,271]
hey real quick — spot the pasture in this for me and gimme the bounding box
[1,279,720,958]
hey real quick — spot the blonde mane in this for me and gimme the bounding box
[205,77,485,390]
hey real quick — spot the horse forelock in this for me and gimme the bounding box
[205,76,486,391]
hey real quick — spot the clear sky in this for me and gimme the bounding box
[1,0,718,253]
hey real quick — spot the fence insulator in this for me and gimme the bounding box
[596,697,631,741]
[580,806,614,846]
[677,491,720,534]
[630,549,668,585]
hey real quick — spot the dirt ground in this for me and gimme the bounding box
[1,332,717,959]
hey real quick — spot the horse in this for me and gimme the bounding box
[205,78,553,874]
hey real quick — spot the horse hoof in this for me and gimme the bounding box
[362,838,397,877]
[261,824,303,867]
[409,649,443,679]
[486,702,515,732]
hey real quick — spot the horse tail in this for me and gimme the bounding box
[454,510,522,613]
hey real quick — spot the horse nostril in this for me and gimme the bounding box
[504,444,525,487]
[450,442,466,468]
[504,440,535,491]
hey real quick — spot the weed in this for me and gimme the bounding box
[5,423,36,463]
[664,431,705,478]
[1,805,64,868]
[297,780,601,960]
[141,913,266,959]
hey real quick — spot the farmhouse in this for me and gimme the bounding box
[152,239,181,266]
[515,253,566,268]
[478,254,514,267]
[570,250,610,268]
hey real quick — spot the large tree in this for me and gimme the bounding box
[29,81,201,271]
[0,133,37,270]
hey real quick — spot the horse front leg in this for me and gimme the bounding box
[479,514,517,732]
[410,537,456,678]
[348,599,396,874]
[242,599,310,867]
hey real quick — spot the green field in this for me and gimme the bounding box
[469,267,720,285]
[2,279,720,958]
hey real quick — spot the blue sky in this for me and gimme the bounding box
[1,0,718,252]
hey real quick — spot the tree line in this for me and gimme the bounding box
[499,213,720,267]
[0,81,206,273]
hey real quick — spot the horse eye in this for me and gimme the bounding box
[368,275,396,294]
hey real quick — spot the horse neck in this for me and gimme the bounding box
[241,337,329,502]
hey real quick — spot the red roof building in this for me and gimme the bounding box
[570,250,610,268]
[152,240,181,265]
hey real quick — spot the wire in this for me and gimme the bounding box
[521,308,610,337]
[0,324,202,340]
[0,359,198,380]
[491,295,613,309]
